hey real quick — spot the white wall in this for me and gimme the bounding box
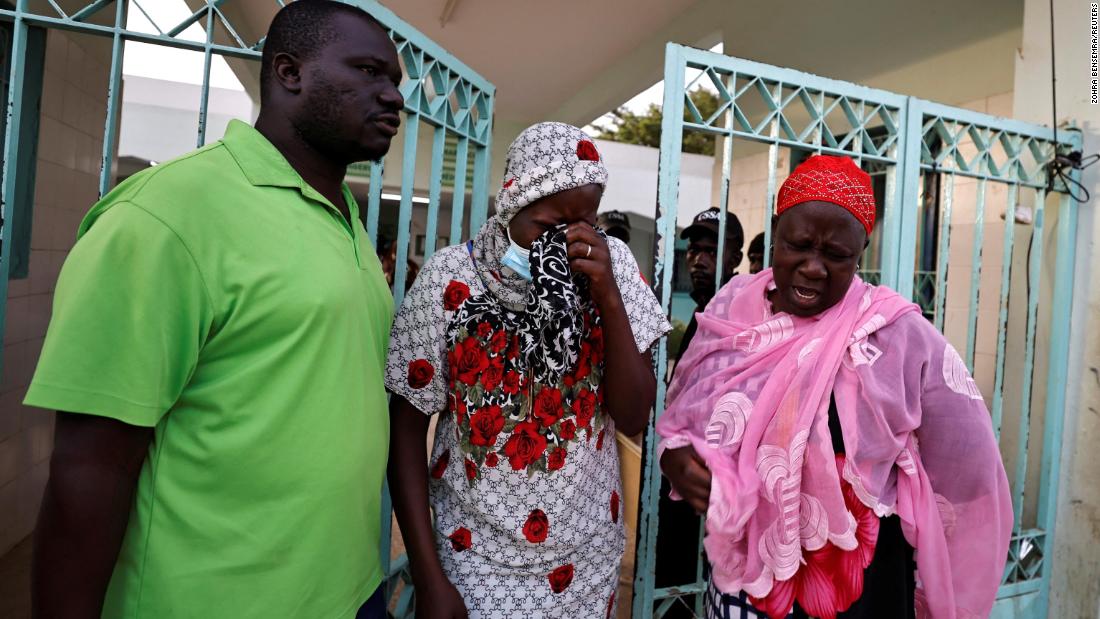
[595,138,715,230]
[118,76,254,164]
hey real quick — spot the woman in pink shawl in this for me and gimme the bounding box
[657,155,1012,619]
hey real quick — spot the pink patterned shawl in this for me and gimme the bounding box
[657,269,1012,619]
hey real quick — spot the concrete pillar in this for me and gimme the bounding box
[1013,0,1100,616]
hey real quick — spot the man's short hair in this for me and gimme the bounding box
[260,0,386,100]
[748,232,766,256]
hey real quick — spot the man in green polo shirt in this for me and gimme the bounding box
[26,2,404,617]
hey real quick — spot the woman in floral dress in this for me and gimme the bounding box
[385,122,671,619]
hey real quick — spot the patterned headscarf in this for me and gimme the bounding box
[472,123,608,309]
[462,123,611,380]
[495,122,608,225]
[776,155,876,234]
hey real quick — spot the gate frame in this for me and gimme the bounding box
[634,42,1081,618]
[0,1,495,615]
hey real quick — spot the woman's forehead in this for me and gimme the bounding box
[779,201,866,237]
[529,186,601,218]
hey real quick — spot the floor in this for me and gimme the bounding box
[0,534,32,619]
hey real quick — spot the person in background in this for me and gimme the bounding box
[378,235,420,293]
[676,207,744,360]
[659,155,1011,619]
[598,210,632,244]
[27,2,404,617]
[385,122,670,618]
[747,231,767,274]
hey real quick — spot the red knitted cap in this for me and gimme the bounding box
[776,155,876,234]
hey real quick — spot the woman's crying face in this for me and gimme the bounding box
[770,201,868,317]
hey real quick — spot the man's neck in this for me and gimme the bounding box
[255,114,350,220]
[689,287,714,309]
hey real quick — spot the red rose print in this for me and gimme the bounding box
[490,330,509,354]
[523,509,549,544]
[571,342,591,381]
[443,280,470,311]
[547,447,566,471]
[502,370,522,395]
[448,527,472,552]
[606,591,616,619]
[507,335,521,360]
[485,452,499,467]
[548,564,574,593]
[533,387,564,427]
[560,419,577,440]
[610,490,620,523]
[453,396,468,426]
[477,322,493,339]
[597,429,606,450]
[503,178,514,189]
[465,458,477,481]
[430,450,450,479]
[469,405,505,447]
[451,337,489,386]
[502,420,548,470]
[572,389,597,429]
[563,375,575,388]
[481,355,505,392]
[576,140,600,162]
[408,359,435,389]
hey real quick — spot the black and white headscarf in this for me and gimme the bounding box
[458,226,602,384]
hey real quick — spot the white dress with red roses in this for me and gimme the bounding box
[386,238,670,619]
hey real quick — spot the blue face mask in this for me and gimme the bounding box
[500,228,532,281]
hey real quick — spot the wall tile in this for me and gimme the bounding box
[62,83,82,129]
[0,480,19,555]
[2,296,31,346]
[14,461,49,541]
[27,250,52,296]
[0,389,22,443]
[0,435,22,487]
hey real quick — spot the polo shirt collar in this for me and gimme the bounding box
[221,119,337,209]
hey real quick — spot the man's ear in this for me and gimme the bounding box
[270,52,304,95]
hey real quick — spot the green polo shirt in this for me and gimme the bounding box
[26,120,393,618]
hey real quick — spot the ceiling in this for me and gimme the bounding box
[190,0,1024,127]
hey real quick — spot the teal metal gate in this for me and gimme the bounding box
[0,1,494,615]
[634,43,1081,618]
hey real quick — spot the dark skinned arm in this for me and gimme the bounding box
[33,412,152,619]
[565,223,657,436]
[387,396,468,619]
